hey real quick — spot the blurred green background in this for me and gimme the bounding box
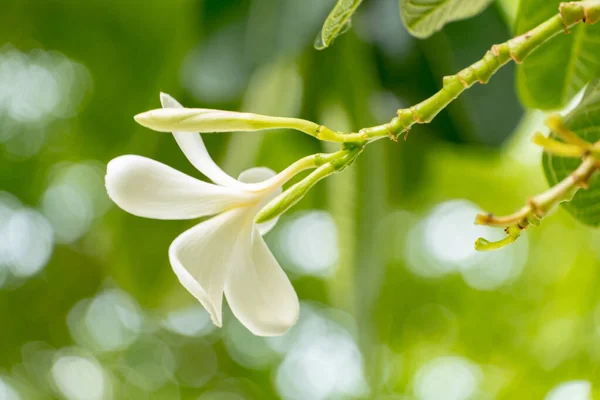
[0,0,598,399]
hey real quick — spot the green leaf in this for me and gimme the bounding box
[399,0,494,39]
[516,0,600,110]
[543,79,600,226]
[314,0,363,50]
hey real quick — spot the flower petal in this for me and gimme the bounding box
[238,167,281,235]
[106,155,251,220]
[224,228,299,336]
[169,208,253,327]
[160,93,242,188]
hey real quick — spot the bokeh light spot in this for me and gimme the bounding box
[51,353,110,400]
[163,305,215,337]
[273,211,339,277]
[413,356,482,400]
[6,208,54,278]
[545,380,591,400]
[224,319,278,370]
[0,376,21,400]
[0,45,91,158]
[275,303,368,400]
[0,192,22,285]
[68,289,142,352]
[406,200,528,290]
[41,161,109,244]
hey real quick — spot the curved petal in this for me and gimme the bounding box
[224,228,299,336]
[160,92,242,188]
[169,208,254,327]
[238,167,281,235]
[106,155,251,220]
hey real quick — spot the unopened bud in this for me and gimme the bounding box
[134,107,322,136]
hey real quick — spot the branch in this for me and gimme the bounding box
[475,156,599,251]
[357,0,600,141]
[474,117,600,251]
[134,2,599,145]
[255,145,364,223]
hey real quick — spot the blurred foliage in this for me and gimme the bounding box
[0,0,600,399]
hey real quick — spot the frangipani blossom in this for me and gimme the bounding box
[105,93,299,336]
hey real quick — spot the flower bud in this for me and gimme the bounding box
[134,107,321,136]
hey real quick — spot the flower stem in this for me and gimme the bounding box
[255,146,363,223]
[257,150,349,190]
[475,225,522,252]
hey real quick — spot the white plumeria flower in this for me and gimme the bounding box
[105,93,299,336]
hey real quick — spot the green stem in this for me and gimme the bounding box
[242,150,345,193]
[134,3,599,144]
[474,155,600,250]
[356,0,600,140]
[255,146,363,223]
[475,225,522,252]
